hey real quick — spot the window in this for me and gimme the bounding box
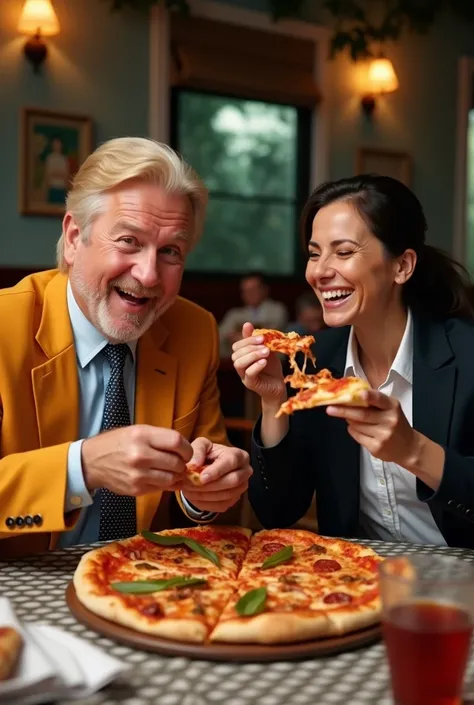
[454,58,474,273]
[171,89,311,275]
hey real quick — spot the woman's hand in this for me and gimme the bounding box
[326,389,418,467]
[232,322,286,406]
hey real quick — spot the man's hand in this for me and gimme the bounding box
[81,425,193,495]
[179,438,253,513]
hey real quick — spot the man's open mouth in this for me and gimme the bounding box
[114,287,151,306]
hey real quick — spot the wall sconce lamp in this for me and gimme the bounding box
[361,56,399,117]
[18,0,60,73]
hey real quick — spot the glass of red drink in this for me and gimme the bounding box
[379,555,474,705]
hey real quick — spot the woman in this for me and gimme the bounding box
[232,174,474,548]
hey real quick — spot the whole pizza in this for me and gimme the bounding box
[73,526,383,645]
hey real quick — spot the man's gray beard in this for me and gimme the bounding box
[70,272,173,343]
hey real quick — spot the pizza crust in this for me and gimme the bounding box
[210,610,330,644]
[324,598,382,636]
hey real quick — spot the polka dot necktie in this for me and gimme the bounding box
[98,343,137,541]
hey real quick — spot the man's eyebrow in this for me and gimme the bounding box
[171,231,190,243]
[110,220,144,235]
[110,221,190,242]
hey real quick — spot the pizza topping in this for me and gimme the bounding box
[313,559,342,573]
[306,544,327,554]
[340,574,360,583]
[278,574,299,584]
[168,588,197,600]
[223,544,235,550]
[261,546,294,570]
[140,603,164,617]
[192,604,206,615]
[135,562,159,571]
[182,528,248,546]
[261,542,286,556]
[235,587,267,616]
[353,556,381,573]
[111,576,208,594]
[323,592,353,605]
[141,530,221,568]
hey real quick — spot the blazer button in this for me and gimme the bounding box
[448,500,455,506]
[32,514,43,527]
[457,504,465,511]
[465,508,471,516]
[15,517,25,528]
[5,517,15,529]
[24,515,34,527]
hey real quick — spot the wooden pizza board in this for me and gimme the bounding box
[66,583,381,662]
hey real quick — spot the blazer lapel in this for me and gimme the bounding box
[413,316,456,447]
[33,273,79,450]
[134,322,178,531]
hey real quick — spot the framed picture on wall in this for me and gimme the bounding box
[355,147,412,187]
[19,107,93,216]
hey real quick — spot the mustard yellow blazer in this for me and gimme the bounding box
[0,270,227,558]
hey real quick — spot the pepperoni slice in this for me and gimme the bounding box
[262,542,286,556]
[313,559,341,573]
[323,592,353,605]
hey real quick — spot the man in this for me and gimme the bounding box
[219,273,288,356]
[285,291,326,336]
[0,137,251,559]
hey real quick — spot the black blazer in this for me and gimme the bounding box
[249,315,474,549]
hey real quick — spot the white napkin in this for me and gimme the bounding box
[0,598,129,704]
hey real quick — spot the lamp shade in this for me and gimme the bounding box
[367,57,398,94]
[18,0,60,37]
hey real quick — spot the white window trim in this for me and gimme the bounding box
[148,0,331,190]
[453,56,474,263]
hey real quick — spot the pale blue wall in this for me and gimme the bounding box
[2,0,474,266]
[0,0,149,268]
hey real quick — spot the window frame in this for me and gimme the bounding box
[148,0,330,215]
[453,56,474,266]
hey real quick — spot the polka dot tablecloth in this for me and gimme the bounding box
[1,540,474,705]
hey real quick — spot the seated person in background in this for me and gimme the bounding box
[285,291,326,336]
[232,174,474,549]
[0,136,251,560]
[219,272,288,357]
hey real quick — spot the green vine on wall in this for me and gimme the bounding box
[106,0,474,60]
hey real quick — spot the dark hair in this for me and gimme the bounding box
[300,174,474,319]
[242,271,268,286]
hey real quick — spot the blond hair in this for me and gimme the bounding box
[56,137,208,271]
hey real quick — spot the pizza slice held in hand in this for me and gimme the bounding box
[252,327,369,417]
[276,376,370,417]
[252,329,316,373]
[185,463,208,486]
